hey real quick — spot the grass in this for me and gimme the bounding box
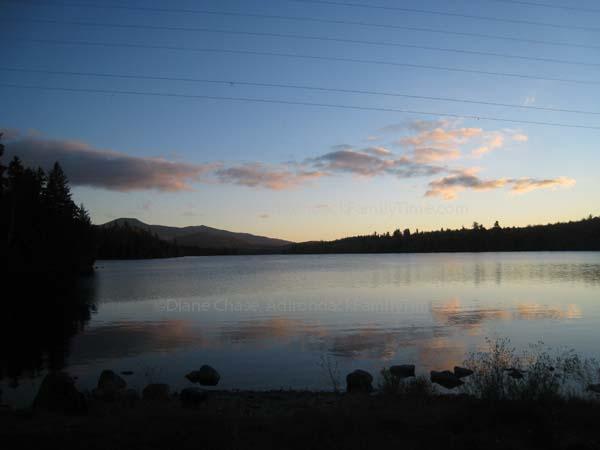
[462,338,599,402]
[379,368,436,399]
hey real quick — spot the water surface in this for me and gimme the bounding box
[3,252,599,405]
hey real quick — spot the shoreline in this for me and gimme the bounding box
[95,248,600,261]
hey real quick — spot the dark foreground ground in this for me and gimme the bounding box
[1,391,600,450]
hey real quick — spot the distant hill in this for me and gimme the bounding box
[101,218,293,250]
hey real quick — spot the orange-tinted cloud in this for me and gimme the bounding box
[215,163,327,190]
[509,176,576,194]
[426,169,575,200]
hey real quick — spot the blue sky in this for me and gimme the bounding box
[1,0,599,241]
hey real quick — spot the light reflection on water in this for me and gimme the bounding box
[2,252,599,406]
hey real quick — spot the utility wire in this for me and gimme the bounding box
[9,37,600,86]
[485,0,600,14]
[6,17,599,69]
[2,66,598,116]
[3,1,600,51]
[289,0,600,33]
[1,82,599,130]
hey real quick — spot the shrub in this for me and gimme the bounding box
[463,338,598,402]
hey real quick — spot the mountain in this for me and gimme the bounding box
[101,218,293,250]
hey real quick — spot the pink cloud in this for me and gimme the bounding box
[215,163,327,190]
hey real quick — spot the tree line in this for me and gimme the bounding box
[287,217,600,254]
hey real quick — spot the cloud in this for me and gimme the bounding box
[426,169,507,200]
[509,176,575,194]
[0,125,565,198]
[0,128,22,141]
[309,149,443,178]
[472,132,505,156]
[215,163,326,190]
[258,213,270,219]
[4,135,217,192]
[398,126,483,149]
[381,118,459,134]
[386,120,525,160]
[426,169,575,200]
[310,150,394,176]
[413,147,461,163]
[364,146,392,156]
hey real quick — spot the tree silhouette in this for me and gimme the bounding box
[0,136,95,278]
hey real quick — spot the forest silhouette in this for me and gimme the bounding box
[288,217,600,254]
[0,134,95,278]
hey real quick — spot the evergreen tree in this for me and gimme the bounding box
[0,142,95,277]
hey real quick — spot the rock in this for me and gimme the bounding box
[453,366,474,378]
[98,370,127,391]
[94,370,128,401]
[346,369,373,393]
[142,383,170,402]
[186,365,220,386]
[587,384,600,394]
[180,387,208,408]
[33,372,85,414]
[389,364,415,378]
[505,368,525,379]
[430,370,464,389]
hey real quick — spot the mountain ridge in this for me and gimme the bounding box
[101,218,293,250]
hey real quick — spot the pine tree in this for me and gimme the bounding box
[44,162,74,217]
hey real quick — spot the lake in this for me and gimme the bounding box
[2,252,600,405]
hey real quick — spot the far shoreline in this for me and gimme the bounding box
[94,248,600,262]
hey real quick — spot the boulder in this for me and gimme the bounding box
[389,364,415,378]
[98,370,127,391]
[180,387,208,408]
[453,366,474,378]
[430,370,464,389]
[346,369,373,393]
[93,370,128,401]
[186,365,220,386]
[33,372,85,414]
[142,383,170,402]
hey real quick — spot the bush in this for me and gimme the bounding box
[463,338,598,402]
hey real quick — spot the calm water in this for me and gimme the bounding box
[3,252,600,405]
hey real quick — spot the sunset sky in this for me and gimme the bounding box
[2,0,599,241]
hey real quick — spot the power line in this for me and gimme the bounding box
[6,17,600,69]
[9,37,600,86]
[289,0,600,33]
[2,66,599,116]
[1,82,598,130]
[486,0,600,14]
[3,1,600,51]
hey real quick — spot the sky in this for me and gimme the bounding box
[1,0,599,242]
